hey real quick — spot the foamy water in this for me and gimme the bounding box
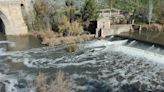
[1,39,164,91]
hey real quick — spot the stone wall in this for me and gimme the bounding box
[96,24,131,38]
[0,0,28,35]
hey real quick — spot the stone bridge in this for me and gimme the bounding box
[0,0,28,35]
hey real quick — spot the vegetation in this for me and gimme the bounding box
[65,0,76,22]
[35,71,74,92]
[103,0,164,24]
[24,0,164,38]
[58,16,83,36]
[25,0,100,34]
[81,0,98,21]
[39,34,92,46]
[66,44,78,53]
[24,0,98,46]
[33,0,49,31]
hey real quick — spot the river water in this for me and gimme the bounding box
[1,33,164,92]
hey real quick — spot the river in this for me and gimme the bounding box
[1,33,164,92]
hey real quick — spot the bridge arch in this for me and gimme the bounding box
[0,0,28,35]
[0,10,10,34]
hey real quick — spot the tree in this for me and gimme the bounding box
[155,1,164,24]
[65,0,76,22]
[81,0,98,21]
[65,0,74,7]
[33,0,48,31]
[59,16,83,36]
[105,0,115,8]
[34,0,47,18]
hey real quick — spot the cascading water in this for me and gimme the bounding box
[1,36,164,92]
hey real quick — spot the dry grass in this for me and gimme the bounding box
[35,71,74,92]
[31,30,94,46]
[35,72,47,92]
[39,34,93,46]
[65,44,78,53]
[59,15,83,36]
[142,24,163,31]
[32,31,58,38]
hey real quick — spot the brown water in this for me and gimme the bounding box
[0,34,44,51]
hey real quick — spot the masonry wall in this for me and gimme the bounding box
[0,0,28,35]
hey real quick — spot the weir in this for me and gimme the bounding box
[114,34,164,47]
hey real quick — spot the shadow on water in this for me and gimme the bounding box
[0,33,44,51]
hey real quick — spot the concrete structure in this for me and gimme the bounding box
[0,0,28,35]
[96,9,111,38]
[96,9,131,38]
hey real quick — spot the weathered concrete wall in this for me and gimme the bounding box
[96,24,131,38]
[96,18,111,38]
[0,0,28,35]
[108,25,131,35]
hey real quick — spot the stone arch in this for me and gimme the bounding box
[0,0,28,35]
[0,10,10,34]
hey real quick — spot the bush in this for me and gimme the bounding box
[59,16,83,36]
[66,44,78,53]
[35,71,74,92]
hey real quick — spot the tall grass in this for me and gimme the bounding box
[66,44,78,53]
[35,71,74,92]
[59,16,83,36]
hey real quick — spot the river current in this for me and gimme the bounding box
[1,35,164,92]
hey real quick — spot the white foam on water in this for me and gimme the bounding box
[108,45,164,64]
[0,41,15,47]
[2,39,164,91]
[108,35,114,40]
[83,39,128,49]
[0,48,6,53]
[0,41,15,56]
[0,73,8,79]
[128,40,137,46]
[5,39,164,70]
[147,45,155,51]
[84,40,164,65]
[0,73,18,92]
[4,79,18,92]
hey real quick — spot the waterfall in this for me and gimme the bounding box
[148,0,153,24]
